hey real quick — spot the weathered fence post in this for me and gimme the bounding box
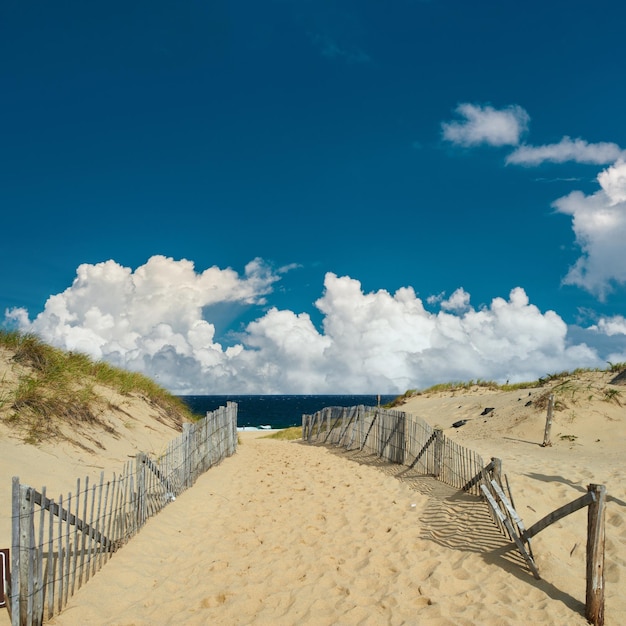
[586,484,606,626]
[11,477,20,626]
[18,485,35,626]
[433,429,443,478]
[182,423,192,488]
[135,454,146,529]
[307,413,316,443]
[542,394,554,447]
[229,402,238,453]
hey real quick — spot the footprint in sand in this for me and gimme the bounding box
[200,592,230,608]
[415,587,433,607]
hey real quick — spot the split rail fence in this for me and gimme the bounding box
[8,402,238,626]
[303,405,607,626]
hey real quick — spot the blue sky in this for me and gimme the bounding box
[2,1,626,394]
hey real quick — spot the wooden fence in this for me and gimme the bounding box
[8,402,238,626]
[302,406,490,495]
[303,405,607,625]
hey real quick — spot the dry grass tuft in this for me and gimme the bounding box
[264,426,303,440]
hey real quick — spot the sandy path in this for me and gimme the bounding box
[46,433,590,626]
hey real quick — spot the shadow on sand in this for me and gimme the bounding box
[525,471,626,507]
[311,442,586,618]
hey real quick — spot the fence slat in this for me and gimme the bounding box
[70,480,80,597]
[63,492,72,607]
[57,493,64,614]
[480,484,540,579]
[22,486,35,626]
[78,477,89,588]
[34,485,46,624]
[46,493,54,621]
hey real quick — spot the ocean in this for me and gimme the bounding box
[178,394,398,430]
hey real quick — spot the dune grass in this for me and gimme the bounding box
[264,426,303,440]
[4,330,624,443]
[389,364,626,408]
[0,330,198,443]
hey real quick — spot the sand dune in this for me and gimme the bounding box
[3,369,625,624]
[44,431,591,626]
[49,411,624,625]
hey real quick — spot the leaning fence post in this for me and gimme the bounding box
[586,484,606,626]
[542,394,554,447]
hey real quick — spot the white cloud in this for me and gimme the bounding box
[442,103,529,147]
[506,137,625,166]
[440,288,471,312]
[597,159,626,205]
[5,256,281,393]
[553,161,626,298]
[442,104,624,169]
[440,103,626,300]
[570,317,626,367]
[594,315,626,337]
[8,260,618,394]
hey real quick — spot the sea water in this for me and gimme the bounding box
[178,394,398,430]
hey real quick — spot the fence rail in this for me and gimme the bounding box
[9,402,238,626]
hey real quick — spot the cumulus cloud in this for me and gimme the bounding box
[597,159,626,205]
[6,256,281,392]
[594,315,626,337]
[553,160,626,298]
[440,288,471,312]
[6,261,613,394]
[442,103,529,147]
[506,137,625,166]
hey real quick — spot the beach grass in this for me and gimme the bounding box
[0,330,198,443]
[264,426,303,440]
[387,364,626,409]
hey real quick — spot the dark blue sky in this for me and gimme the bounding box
[2,1,626,393]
